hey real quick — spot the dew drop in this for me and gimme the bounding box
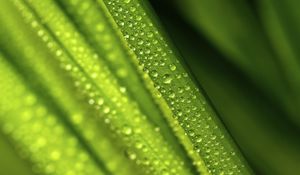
[150,70,158,78]
[97,98,104,105]
[88,99,95,105]
[125,149,136,160]
[103,106,110,114]
[120,87,126,93]
[130,7,136,12]
[135,141,143,149]
[147,32,153,38]
[154,127,160,132]
[50,150,61,160]
[122,125,133,135]
[168,92,175,99]
[85,84,92,90]
[196,137,203,143]
[65,64,72,71]
[56,50,62,56]
[136,16,142,21]
[163,74,172,84]
[169,64,176,71]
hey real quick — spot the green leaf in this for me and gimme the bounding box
[101,0,252,174]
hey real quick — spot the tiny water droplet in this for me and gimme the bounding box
[88,99,95,105]
[163,74,172,84]
[51,150,61,160]
[103,106,110,114]
[125,149,136,160]
[168,92,175,99]
[97,98,104,105]
[135,141,143,149]
[56,50,62,56]
[136,16,142,21]
[120,87,126,93]
[122,125,132,135]
[154,127,160,132]
[130,7,136,12]
[147,32,153,38]
[169,64,176,71]
[196,137,203,143]
[65,64,72,70]
[150,70,158,78]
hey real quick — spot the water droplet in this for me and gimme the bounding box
[56,50,62,56]
[120,87,126,93]
[154,127,160,132]
[135,141,143,149]
[168,92,175,98]
[122,125,132,135]
[88,99,95,105]
[163,74,172,84]
[103,106,110,114]
[185,85,191,91]
[136,16,142,21]
[85,84,92,90]
[51,150,61,160]
[65,64,72,70]
[147,32,153,38]
[125,149,136,160]
[130,7,136,12]
[196,137,203,143]
[169,64,176,71]
[150,70,158,78]
[97,98,104,105]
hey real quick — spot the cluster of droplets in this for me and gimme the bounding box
[62,0,130,80]
[61,2,197,171]
[0,57,103,175]
[60,0,173,136]
[104,0,247,174]
[14,0,192,174]
[4,9,140,174]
